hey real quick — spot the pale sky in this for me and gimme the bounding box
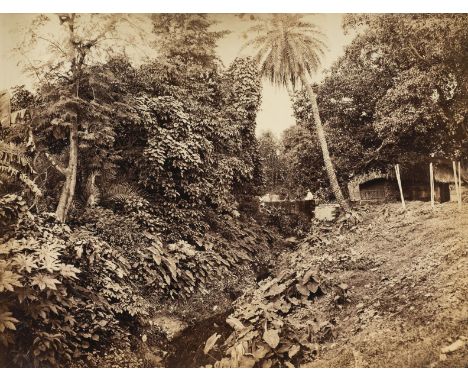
[0,13,352,137]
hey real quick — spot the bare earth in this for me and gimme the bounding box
[89,201,468,368]
[291,202,468,367]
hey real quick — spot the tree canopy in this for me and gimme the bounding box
[294,14,468,182]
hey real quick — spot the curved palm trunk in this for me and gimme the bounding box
[299,72,350,211]
[55,124,78,222]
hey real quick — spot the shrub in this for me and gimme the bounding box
[210,268,325,368]
[0,201,148,366]
[0,194,28,237]
[263,206,311,238]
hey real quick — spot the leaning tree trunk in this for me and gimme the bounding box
[55,124,78,222]
[300,72,350,211]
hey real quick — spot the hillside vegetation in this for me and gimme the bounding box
[194,202,467,368]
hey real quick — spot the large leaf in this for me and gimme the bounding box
[301,268,319,285]
[13,254,37,273]
[253,344,271,360]
[238,355,256,368]
[40,256,62,273]
[148,245,162,265]
[307,281,320,294]
[0,311,19,332]
[226,316,245,331]
[264,282,287,298]
[296,283,309,296]
[263,329,280,349]
[288,344,301,358]
[203,332,221,354]
[31,274,61,290]
[0,270,22,292]
[163,257,178,280]
[60,264,80,279]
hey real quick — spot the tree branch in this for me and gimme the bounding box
[36,35,68,57]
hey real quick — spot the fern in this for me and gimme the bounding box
[104,182,141,205]
[0,142,32,171]
[0,141,41,196]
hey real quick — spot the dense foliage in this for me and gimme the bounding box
[257,132,285,195]
[292,14,468,190]
[1,13,466,368]
[0,13,270,367]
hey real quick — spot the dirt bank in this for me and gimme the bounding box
[287,202,467,367]
[94,202,467,367]
[193,201,467,368]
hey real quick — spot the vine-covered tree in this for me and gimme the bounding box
[219,57,262,201]
[128,15,263,236]
[19,14,141,222]
[293,14,468,183]
[281,125,330,200]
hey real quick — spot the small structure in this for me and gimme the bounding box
[428,161,467,202]
[348,170,398,203]
[348,164,459,204]
[259,193,282,203]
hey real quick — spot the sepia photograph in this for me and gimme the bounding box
[0,1,467,371]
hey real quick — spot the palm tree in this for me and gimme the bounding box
[246,14,350,210]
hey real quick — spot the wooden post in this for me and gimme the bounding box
[429,162,435,209]
[395,164,406,210]
[458,161,462,209]
[453,161,460,209]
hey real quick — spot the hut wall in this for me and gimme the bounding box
[347,170,390,202]
[358,178,399,202]
[404,182,450,203]
[449,184,468,202]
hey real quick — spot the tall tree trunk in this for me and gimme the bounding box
[55,124,78,222]
[299,72,350,211]
[85,170,99,208]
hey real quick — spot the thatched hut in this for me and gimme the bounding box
[430,161,468,202]
[348,161,467,204]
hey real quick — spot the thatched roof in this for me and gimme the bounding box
[432,162,467,183]
[348,169,392,189]
[348,161,467,202]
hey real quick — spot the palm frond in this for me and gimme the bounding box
[245,14,328,88]
[103,182,141,205]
